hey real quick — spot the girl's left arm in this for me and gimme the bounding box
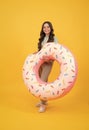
[54,36,59,43]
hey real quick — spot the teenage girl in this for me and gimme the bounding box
[36,21,58,112]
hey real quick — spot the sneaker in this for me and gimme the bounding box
[39,104,46,113]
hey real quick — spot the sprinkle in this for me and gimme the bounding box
[30,66,32,70]
[63,63,67,65]
[54,47,57,50]
[60,51,63,55]
[26,77,29,80]
[72,75,75,78]
[35,62,37,65]
[68,54,72,57]
[38,52,41,55]
[36,90,39,93]
[63,79,65,85]
[39,58,42,61]
[70,59,72,63]
[58,83,61,86]
[64,73,68,76]
[23,68,25,71]
[65,67,68,71]
[43,87,45,90]
[57,77,60,80]
[56,55,58,58]
[26,71,29,75]
[52,92,55,95]
[46,90,50,93]
[72,65,74,68]
[68,81,72,84]
[28,88,30,92]
[49,48,51,52]
[62,88,65,91]
[39,84,42,87]
[60,45,62,50]
[62,56,65,59]
[30,60,34,63]
[50,85,54,88]
[31,85,34,89]
[32,93,35,97]
[45,52,47,55]
[66,49,69,52]
[71,69,75,73]
[31,73,35,76]
[34,82,38,84]
[57,91,59,95]
[26,61,28,64]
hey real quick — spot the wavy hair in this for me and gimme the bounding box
[38,21,55,51]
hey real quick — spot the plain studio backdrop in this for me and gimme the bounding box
[0,0,89,130]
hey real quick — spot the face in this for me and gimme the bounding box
[43,23,51,35]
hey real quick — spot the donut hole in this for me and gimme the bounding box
[38,60,60,83]
[48,60,61,82]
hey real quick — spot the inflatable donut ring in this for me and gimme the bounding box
[22,42,78,100]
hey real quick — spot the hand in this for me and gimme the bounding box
[42,56,54,63]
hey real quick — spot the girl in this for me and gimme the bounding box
[36,21,58,112]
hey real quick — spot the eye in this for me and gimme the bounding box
[43,26,46,29]
[43,24,50,29]
[47,26,50,29]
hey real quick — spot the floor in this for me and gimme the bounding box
[0,82,89,130]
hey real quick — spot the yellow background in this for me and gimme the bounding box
[0,0,89,130]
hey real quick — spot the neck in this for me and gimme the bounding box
[46,34,49,37]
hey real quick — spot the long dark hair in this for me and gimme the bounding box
[38,21,55,51]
